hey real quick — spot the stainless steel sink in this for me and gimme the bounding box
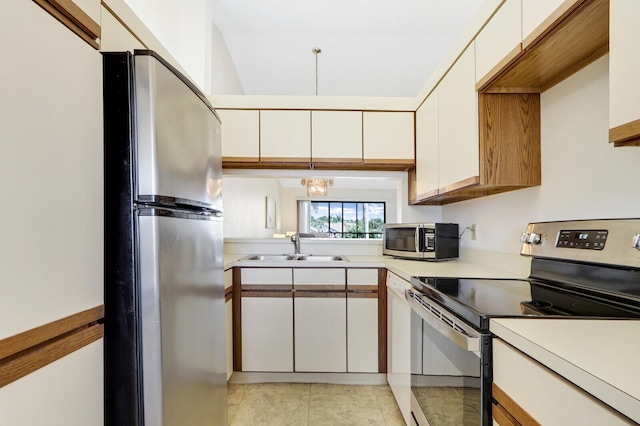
[296,255,347,262]
[240,254,348,262]
[241,255,297,261]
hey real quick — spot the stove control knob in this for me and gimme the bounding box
[633,233,640,250]
[528,232,542,244]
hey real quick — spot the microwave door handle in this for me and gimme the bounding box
[415,225,421,255]
[406,291,481,354]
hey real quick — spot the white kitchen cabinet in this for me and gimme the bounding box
[475,0,522,85]
[311,110,363,163]
[0,0,103,340]
[522,0,566,42]
[362,111,415,165]
[260,110,311,162]
[294,297,347,372]
[346,269,379,373]
[414,89,439,198]
[294,268,346,372]
[493,339,633,425]
[218,109,260,162]
[224,268,233,380]
[438,42,479,192]
[386,272,412,424]
[242,297,293,372]
[609,0,640,146]
[100,5,145,51]
[240,268,293,372]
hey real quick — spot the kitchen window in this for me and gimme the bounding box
[309,201,385,239]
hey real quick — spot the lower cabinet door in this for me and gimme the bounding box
[387,288,412,424]
[294,296,346,372]
[347,296,378,373]
[241,296,293,372]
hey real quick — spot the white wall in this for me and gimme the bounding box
[211,21,245,95]
[442,55,640,254]
[222,176,282,238]
[123,0,244,95]
[125,0,209,90]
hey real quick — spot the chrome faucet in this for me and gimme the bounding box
[291,234,301,254]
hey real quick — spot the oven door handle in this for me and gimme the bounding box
[406,290,481,353]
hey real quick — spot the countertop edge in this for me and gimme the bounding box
[490,319,640,423]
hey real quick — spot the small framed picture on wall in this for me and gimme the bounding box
[265,196,276,229]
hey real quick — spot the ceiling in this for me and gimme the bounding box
[212,0,485,97]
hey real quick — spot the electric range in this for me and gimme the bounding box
[406,219,640,426]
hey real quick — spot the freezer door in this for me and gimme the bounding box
[138,209,226,426]
[134,52,222,212]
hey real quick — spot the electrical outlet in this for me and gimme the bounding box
[471,224,477,240]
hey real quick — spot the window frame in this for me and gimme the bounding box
[309,200,386,239]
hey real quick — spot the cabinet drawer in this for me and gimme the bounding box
[347,268,378,286]
[294,268,345,290]
[240,268,292,286]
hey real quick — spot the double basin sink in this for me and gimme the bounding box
[241,254,348,262]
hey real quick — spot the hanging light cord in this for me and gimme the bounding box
[313,47,322,96]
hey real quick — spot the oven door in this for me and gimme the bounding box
[407,290,492,426]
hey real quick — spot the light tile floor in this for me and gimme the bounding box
[228,383,406,425]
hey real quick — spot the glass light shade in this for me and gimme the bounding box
[302,178,332,197]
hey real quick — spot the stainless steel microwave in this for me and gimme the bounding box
[382,223,459,260]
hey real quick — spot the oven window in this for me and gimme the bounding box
[410,309,486,425]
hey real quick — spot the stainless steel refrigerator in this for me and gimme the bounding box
[102,50,226,425]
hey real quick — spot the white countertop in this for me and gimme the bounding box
[224,253,523,282]
[491,318,640,423]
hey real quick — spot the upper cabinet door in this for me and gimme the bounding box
[100,5,145,51]
[521,0,566,42]
[218,109,260,162]
[1,0,103,339]
[363,111,415,165]
[609,0,640,146]
[438,43,479,192]
[260,110,311,162]
[415,90,439,198]
[475,0,522,86]
[311,110,362,163]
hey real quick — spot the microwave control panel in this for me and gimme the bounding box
[423,228,435,251]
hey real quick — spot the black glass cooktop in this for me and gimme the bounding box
[410,276,640,331]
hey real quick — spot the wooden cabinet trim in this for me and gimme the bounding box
[609,118,640,146]
[242,284,293,292]
[479,93,541,186]
[0,305,104,388]
[232,267,242,371]
[476,43,524,91]
[377,268,387,373]
[294,290,346,298]
[32,0,101,49]
[480,0,608,93]
[241,290,293,298]
[492,383,541,426]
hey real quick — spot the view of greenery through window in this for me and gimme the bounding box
[310,201,385,239]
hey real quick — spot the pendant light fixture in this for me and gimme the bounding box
[301,178,333,197]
